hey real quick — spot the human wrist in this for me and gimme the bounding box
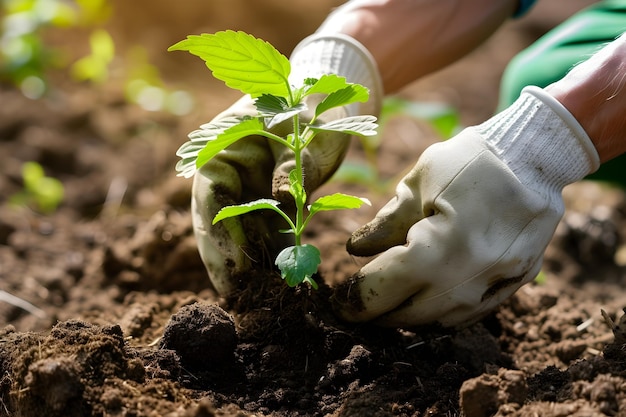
[289,33,383,116]
[476,86,599,197]
[545,35,626,163]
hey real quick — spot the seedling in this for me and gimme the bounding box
[170,30,378,289]
[10,162,64,214]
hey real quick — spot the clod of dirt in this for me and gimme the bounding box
[559,209,621,266]
[23,356,84,413]
[0,320,146,417]
[118,301,158,338]
[159,302,237,372]
[321,344,375,388]
[459,368,528,417]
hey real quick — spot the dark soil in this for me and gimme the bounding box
[3,1,626,416]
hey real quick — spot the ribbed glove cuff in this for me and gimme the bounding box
[289,34,383,117]
[476,86,600,196]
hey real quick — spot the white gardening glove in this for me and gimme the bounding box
[192,34,382,296]
[334,86,600,328]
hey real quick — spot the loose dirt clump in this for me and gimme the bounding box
[0,321,146,416]
[160,302,238,372]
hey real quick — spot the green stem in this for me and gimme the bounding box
[292,113,305,246]
[257,130,296,152]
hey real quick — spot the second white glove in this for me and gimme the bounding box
[334,86,600,327]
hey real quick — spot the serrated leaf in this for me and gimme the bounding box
[308,193,370,217]
[169,30,291,98]
[303,78,319,87]
[255,94,289,114]
[275,244,321,288]
[315,85,369,118]
[266,111,302,130]
[175,117,243,178]
[196,118,264,168]
[310,115,378,137]
[212,198,282,224]
[255,94,306,129]
[305,74,352,96]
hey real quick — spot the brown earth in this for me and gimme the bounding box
[3,1,626,416]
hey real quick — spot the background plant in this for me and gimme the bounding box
[9,161,64,213]
[332,96,461,193]
[170,30,378,289]
[1,0,192,114]
[1,0,111,97]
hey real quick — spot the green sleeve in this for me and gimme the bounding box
[499,1,626,186]
[513,0,538,18]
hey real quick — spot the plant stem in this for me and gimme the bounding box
[292,114,305,246]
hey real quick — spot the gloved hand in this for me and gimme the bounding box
[333,86,600,328]
[192,34,382,296]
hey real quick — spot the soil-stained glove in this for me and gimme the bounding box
[192,34,382,296]
[334,86,600,328]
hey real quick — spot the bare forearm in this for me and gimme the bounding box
[316,0,518,93]
[546,34,626,163]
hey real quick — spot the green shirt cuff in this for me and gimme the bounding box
[513,0,537,18]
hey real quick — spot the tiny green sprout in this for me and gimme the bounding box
[170,30,377,289]
[10,162,64,214]
[71,29,115,84]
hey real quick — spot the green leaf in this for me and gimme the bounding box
[32,177,64,213]
[22,162,45,189]
[255,94,289,114]
[275,244,321,288]
[212,198,283,224]
[175,116,243,178]
[305,74,352,96]
[255,94,306,129]
[71,29,114,83]
[168,31,291,98]
[308,193,370,217]
[288,169,306,206]
[21,162,64,213]
[90,29,115,60]
[310,115,378,137]
[315,85,369,118]
[196,117,265,168]
[303,78,319,87]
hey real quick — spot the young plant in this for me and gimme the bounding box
[169,30,378,289]
[10,161,64,214]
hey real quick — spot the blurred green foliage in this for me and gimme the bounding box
[1,0,193,113]
[2,0,193,215]
[1,0,111,97]
[124,46,194,115]
[381,97,460,139]
[333,96,461,192]
[10,161,64,213]
[70,27,114,83]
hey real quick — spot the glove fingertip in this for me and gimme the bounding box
[346,225,378,257]
[346,221,405,257]
[271,179,293,205]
